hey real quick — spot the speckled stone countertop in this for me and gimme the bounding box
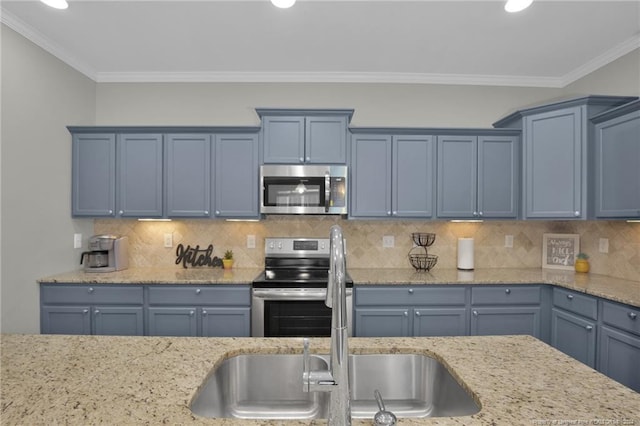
[38,267,640,307]
[1,333,639,425]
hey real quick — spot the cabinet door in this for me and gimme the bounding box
[551,308,596,368]
[213,133,259,218]
[594,110,640,218]
[437,135,478,218]
[72,133,116,217]
[471,307,541,338]
[349,135,392,217]
[478,135,519,218]
[392,135,435,218]
[147,307,198,337]
[413,308,468,337]
[165,134,211,217]
[93,306,144,336]
[354,308,410,337]
[524,107,583,219]
[201,307,251,337]
[41,306,91,335]
[305,116,348,164]
[262,116,305,163]
[117,134,163,217]
[598,326,640,392]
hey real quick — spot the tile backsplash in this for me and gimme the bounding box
[94,217,640,282]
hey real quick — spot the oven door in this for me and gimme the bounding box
[251,288,353,337]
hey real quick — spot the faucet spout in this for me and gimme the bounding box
[302,225,351,425]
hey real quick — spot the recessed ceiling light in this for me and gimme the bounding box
[505,0,533,13]
[40,0,68,9]
[271,0,296,9]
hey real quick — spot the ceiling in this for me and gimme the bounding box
[1,0,639,87]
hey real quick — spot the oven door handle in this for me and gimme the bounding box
[252,288,329,300]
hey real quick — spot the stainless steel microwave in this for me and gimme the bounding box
[260,165,348,215]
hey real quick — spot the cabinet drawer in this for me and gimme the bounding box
[355,286,466,306]
[41,284,143,305]
[602,300,640,336]
[147,285,250,305]
[552,288,597,320]
[471,286,540,305]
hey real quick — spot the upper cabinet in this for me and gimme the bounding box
[256,109,354,164]
[494,96,636,220]
[349,131,435,218]
[437,133,519,219]
[591,100,640,219]
[72,133,116,217]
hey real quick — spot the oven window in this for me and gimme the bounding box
[263,177,325,207]
[264,300,331,337]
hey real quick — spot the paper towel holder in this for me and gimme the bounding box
[457,237,474,270]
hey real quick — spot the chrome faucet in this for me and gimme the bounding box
[303,225,351,425]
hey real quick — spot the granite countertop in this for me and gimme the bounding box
[1,333,638,425]
[38,267,640,307]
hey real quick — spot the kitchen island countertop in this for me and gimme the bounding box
[38,267,640,307]
[2,333,639,425]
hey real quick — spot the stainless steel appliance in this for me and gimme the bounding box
[260,164,348,215]
[252,237,353,337]
[80,235,129,273]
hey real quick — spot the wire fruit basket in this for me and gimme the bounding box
[408,233,438,271]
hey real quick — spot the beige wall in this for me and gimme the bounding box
[1,26,96,333]
[1,22,638,334]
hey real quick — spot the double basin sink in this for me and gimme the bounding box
[190,353,480,420]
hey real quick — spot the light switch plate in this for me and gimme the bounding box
[505,235,514,248]
[382,235,395,248]
[599,238,609,253]
[73,233,82,249]
[164,233,173,248]
[247,235,256,249]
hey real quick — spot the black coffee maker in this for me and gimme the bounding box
[80,235,129,273]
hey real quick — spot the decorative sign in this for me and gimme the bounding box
[542,234,580,270]
[175,244,223,269]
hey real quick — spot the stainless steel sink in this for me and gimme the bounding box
[190,353,480,420]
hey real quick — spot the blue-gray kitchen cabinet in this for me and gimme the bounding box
[257,109,353,164]
[470,286,543,338]
[117,133,164,218]
[437,135,519,219]
[146,286,251,337]
[40,284,144,336]
[165,134,212,217]
[550,287,598,368]
[598,300,640,392]
[71,133,116,217]
[213,133,260,218]
[493,95,636,219]
[592,100,640,219]
[350,133,435,218]
[354,286,468,337]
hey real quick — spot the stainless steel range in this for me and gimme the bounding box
[252,237,353,337]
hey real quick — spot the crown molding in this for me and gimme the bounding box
[1,8,97,80]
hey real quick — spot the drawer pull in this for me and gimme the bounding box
[415,311,421,317]
[195,288,201,294]
[88,287,94,293]
[202,310,208,316]
[189,310,195,316]
[566,294,574,300]
[408,289,414,294]
[94,310,100,315]
[82,309,89,314]
[473,310,478,316]
[629,312,638,320]
[403,311,408,317]
[505,288,511,294]
[585,325,593,331]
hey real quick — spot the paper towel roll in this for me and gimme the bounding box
[457,238,474,270]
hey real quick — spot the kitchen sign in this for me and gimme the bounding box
[542,233,580,270]
[175,244,223,269]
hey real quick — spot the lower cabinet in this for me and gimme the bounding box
[40,284,144,336]
[551,308,597,368]
[146,286,250,337]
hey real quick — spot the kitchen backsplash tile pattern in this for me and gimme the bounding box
[94,218,640,282]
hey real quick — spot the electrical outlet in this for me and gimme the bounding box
[382,235,395,248]
[505,235,514,248]
[164,233,173,248]
[599,238,609,253]
[73,233,82,249]
[247,235,256,249]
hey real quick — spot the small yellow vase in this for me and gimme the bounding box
[575,259,590,273]
[222,259,234,269]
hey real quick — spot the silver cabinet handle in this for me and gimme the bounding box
[195,288,201,294]
[473,211,478,217]
[82,309,89,314]
[408,288,414,294]
[94,310,100,315]
[119,210,124,215]
[478,211,483,217]
[306,157,310,162]
[403,311,408,317]
[88,287,94,293]
[202,310,208,316]
[215,210,220,215]
[189,310,195,316]
[473,310,478,316]
[415,311,421,317]
[299,157,304,163]
[567,294,574,300]
[574,211,580,217]
[387,211,391,216]
[392,211,397,216]
[585,325,593,331]
[629,312,638,320]
[505,288,511,294]
[108,210,114,215]
[204,210,209,215]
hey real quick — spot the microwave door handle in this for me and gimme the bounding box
[325,172,331,212]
